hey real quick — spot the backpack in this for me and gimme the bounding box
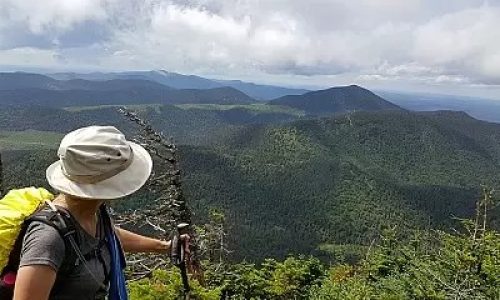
[0,187,94,299]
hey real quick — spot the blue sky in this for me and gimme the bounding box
[0,0,499,99]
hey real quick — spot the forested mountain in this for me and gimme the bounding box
[48,70,309,100]
[271,85,402,115]
[0,86,255,107]
[178,110,500,260]
[2,108,499,262]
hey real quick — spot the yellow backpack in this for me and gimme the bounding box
[0,187,54,272]
[0,187,107,299]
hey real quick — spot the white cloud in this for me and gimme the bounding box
[0,0,498,96]
[413,5,500,84]
[0,0,108,34]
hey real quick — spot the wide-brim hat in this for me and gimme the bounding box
[46,126,152,200]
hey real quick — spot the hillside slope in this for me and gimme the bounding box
[180,110,500,260]
[0,104,294,145]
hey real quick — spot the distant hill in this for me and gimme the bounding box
[49,70,309,100]
[270,85,402,115]
[214,79,310,100]
[0,72,172,91]
[0,73,255,106]
[0,72,59,90]
[377,90,500,123]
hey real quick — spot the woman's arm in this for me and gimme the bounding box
[13,265,56,300]
[114,226,170,253]
[114,226,190,254]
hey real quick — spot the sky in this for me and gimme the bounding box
[0,0,499,99]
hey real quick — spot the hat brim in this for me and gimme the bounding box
[46,142,152,200]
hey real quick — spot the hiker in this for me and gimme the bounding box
[11,126,189,300]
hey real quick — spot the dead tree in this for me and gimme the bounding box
[196,209,231,272]
[117,108,203,282]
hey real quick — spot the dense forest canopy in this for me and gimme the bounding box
[1,106,499,261]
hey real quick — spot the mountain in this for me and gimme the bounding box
[377,90,500,123]
[49,70,309,100]
[0,73,256,107]
[270,85,402,115]
[0,72,60,90]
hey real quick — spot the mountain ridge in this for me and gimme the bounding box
[48,70,309,100]
[0,72,256,106]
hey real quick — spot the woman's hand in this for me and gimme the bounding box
[179,234,191,255]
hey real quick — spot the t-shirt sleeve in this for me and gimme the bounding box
[19,221,66,272]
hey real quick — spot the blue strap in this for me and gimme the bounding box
[101,206,128,300]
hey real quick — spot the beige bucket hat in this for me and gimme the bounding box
[46,126,152,200]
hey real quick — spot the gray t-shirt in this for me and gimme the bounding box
[19,213,111,300]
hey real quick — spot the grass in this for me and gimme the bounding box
[174,103,306,116]
[63,104,163,113]
[0,130,63,150]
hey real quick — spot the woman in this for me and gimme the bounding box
[13,126,188,300]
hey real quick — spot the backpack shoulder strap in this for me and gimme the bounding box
[28,204,108,291]
[26,204,81,275]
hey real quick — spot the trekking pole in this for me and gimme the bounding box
[170,223,191,299]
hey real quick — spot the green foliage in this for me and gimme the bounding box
[130,257,325,299]
[128,269,221,300]
[127,220,500,300]
[127,257,326,300]
[310,217,500,299]
[263,257,325,299]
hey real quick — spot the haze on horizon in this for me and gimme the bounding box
[0,0,499,100]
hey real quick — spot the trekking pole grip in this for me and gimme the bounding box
[170,228,191,294]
